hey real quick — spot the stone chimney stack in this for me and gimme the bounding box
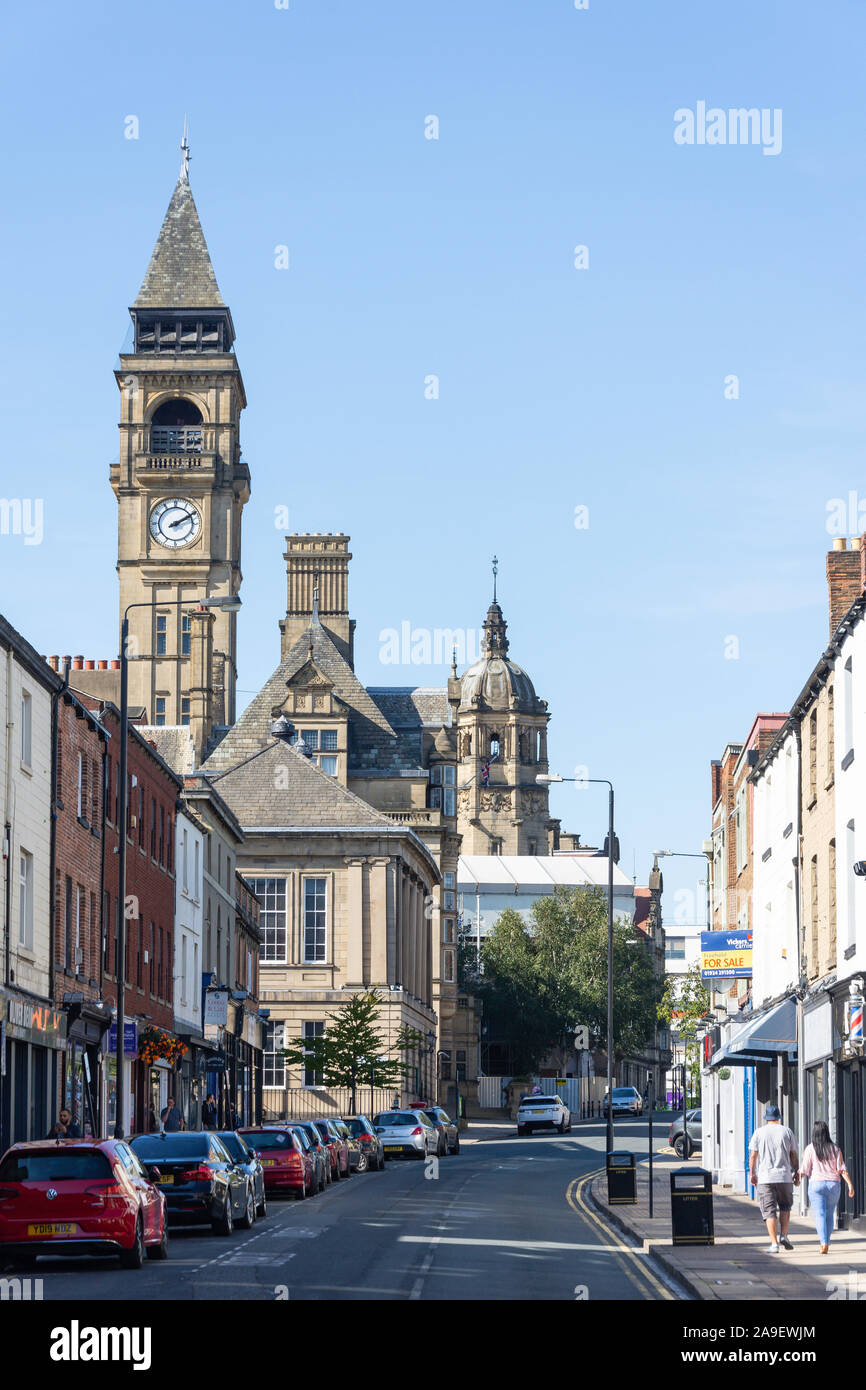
[827,537,863,637]
[279,533,355,666]
[189,607,215,765]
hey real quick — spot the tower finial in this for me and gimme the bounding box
[311,569,321,626]
[492,554,499,603]
[180,116,191,182]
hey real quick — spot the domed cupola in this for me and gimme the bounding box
[459,575,541,714]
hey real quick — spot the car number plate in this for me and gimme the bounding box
[532,1109,545,1114]
[261,1159,277,1167]
[384,1145,401,1152]
[155,1174,174,1184]
[27,1223,77,1236]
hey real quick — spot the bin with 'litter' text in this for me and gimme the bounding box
[606,1150,636,1204]
[670,1166,714,1245]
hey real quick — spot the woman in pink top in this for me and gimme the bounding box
[800,1121,855,1253]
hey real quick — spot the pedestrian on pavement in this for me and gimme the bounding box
[202,1094,218,1130]
[160,1096,185,1132]
[46,1108,81,1139]
[799,1121,855,1254]
[748,1103,799,1253]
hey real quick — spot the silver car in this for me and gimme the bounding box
[372,1110,439,1160]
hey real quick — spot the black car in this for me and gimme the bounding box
[215,1130,268,1219]
[343,1115,386,1171]
[130,1132,252,1234]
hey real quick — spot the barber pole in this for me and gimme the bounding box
[849,997,864,1043]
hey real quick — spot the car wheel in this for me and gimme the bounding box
[674,1135,691,1159]
[257,1189,268,1220]
[356,1150,369,1173]
[525,1126,532,1136]
[213,1194,234,1236]
[146,1220,169,1261]
[238,1185,255,1229]
[451,1136,460,1155]
[558,1118,566,1134]
[296,1174,307,1201]
[120,1216,145,1269]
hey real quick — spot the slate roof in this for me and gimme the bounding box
[209,739,397,831]
[367,687,450,729]
[134,175,225,309]
[203,624,399,776]
[138,726,197,775]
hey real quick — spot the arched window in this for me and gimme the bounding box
[150,399,203,454]
[489,732,501,760]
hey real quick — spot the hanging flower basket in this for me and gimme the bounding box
[138,1027,187,1068]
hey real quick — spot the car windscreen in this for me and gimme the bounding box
[0,1150,113,1182]
[374,1113,418,1127]
[295,1126,320,1145]
[346,1119,367,1135]
[216,1133,249,1162]
[131,1135,211,1160]
[611,1089,634,1098]
[242,1130,293,1151]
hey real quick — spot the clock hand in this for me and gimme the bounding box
[168,516,191,529]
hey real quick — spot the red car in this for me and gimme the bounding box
[0,1139,168,1269]
[238,1127,316,1200]
[310,1120,351,1180]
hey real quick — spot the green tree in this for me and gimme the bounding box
[281,990,424,1112]
[657,965,710,1107]
[479,887,664,1074]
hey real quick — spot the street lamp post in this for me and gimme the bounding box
[113,593,241,1139]
[538,772,616,1156]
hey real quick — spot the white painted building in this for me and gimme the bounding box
[174,807,205,1042]
[834,610,866,977]
[750,724,799,1008]
[457,853,636,946]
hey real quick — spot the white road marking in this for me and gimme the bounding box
[399,1235,650,1255]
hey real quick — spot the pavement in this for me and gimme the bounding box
[590,1132,866,1301]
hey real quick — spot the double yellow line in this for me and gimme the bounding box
[566,1167,674,1301]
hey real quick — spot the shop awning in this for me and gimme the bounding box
[710,996,797,1067]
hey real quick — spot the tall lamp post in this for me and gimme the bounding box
[113,593,241,1139]
[538,772,616,1156]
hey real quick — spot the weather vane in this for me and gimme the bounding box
[180,116,190,180]
[492,555,499,602]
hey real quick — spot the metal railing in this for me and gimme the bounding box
[150,426,203,454]
[262,1086,404,1121]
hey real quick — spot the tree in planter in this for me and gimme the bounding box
[657,965,710,1109]
[281,990,425,1113]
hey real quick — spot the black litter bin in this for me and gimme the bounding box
[670,1166,714,1245]
[606,1150,636,1204]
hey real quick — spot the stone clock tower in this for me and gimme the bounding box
[111,146,249,729]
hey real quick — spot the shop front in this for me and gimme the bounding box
[833,977,866,1230]
[0,993,67,1148]
[62,998,114,1138]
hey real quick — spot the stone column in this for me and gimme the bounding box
[385,861,398,981]
[398,869,409,989]
[188,607,214,764]
[344,858,366,985]
[369,858,390,986]
[407,878,418,998]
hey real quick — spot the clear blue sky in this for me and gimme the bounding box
[2,0,864,918]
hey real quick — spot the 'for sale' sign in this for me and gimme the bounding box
[700,930,753,979]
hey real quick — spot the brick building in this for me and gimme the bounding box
[75,697,182,1134]
[52,682,112,1134]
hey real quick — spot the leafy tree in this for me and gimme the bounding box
[479,887,664,1074]
[657,965,710,1107]
[281,990,425,1112]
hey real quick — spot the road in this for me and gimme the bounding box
[21,1119,680,1301]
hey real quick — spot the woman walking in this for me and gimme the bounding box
[799,1121,855,1253]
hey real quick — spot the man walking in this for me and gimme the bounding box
[748,1103,799,1252]
[202,1093,218,1130]
[160,1095,185,1132]
[46,1107,81,1139]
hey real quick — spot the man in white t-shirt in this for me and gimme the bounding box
[748,1103,799,1253]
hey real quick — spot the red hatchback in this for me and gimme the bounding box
[0,1139,168,1269]
[238,1127,315,1200]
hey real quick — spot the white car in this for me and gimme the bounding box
[372,1110,439,1159]
[517,1094,572,1136]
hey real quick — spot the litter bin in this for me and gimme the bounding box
[670,1166,714,1245]
[606,1150,636,1204]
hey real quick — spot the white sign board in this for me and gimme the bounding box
[204,990,230,1028]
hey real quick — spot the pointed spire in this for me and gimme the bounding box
[482,557,509,656]
[492,554,499,603]
[311,570,321,627]
[180,116,191,182]
[134,155,225,309]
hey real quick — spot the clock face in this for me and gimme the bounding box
[150,498,202,550]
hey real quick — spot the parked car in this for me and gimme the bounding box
[215,1130,267,1219]
[332,1119,363,1173]
[423,1106,459,1155]
[130,1131,252,1234]
[0,1139,168,1270]
[311,1120,351,1180]
[291,1123,330,1190]
[669,1110,703,1158]
[239,1126,316,1200]
[602,1087,644,1117]
[516,1094,572,1136]
[343,1115,386,1171]
[372,1110,439,1159]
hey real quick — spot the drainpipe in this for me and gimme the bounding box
[792,719,806,1215]
[49,664,69,1006]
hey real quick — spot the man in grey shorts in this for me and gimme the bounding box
[748,1103,799,1252]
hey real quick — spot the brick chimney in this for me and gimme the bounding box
[188,607,215,765]
[711,759,722,809]
[827,537,863,637]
